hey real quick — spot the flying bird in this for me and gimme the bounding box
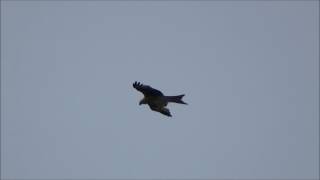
[133,81,187,117]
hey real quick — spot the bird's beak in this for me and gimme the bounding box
[139,98,145,105]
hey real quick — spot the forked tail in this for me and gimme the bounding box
[166,94,187,105]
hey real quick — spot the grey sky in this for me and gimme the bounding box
[1,1,319,179]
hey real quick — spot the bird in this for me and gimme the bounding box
[133,81,187,117]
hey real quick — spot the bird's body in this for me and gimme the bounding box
[133,81,187,117]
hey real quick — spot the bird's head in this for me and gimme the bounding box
[139,98,147,105]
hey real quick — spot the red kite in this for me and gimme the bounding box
[133,81,187,117]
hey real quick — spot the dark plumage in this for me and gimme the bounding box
[133,81,163,97]
[133,81,187,117]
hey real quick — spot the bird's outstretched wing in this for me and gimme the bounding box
[133,81,163,97]
[148,104,172,117]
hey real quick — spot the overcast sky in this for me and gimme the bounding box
[1,1,319,179]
